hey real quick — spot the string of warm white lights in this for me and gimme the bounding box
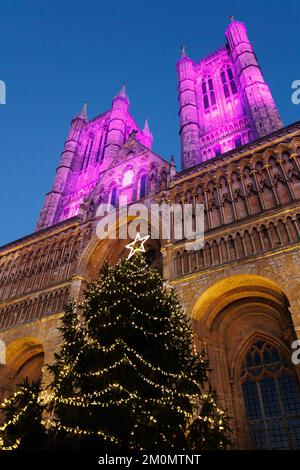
[87,296,174,323]
[0,390,25,409]
[0,366,226,450]
[0,391,38,450]
[0,437,21,451]
[55,351,200,396]
[52,393,194,418]
[66,336,203,383]
[41,418,120,444]
[0,404,30,432]
[0,402,226,451]
[44,396,226,442]
[85,309,179,337]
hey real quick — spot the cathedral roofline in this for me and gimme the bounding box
[195,45,227,66]
[110,134,171,168]
[174,120,300,183]
[86,109,110,124]
[0,217,81,254]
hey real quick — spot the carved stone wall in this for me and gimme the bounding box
[1,125,300,448]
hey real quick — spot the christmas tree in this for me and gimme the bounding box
[0,241,230,451]
[0,378,46,450]
[45,251,230,451]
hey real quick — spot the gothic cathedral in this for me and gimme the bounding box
[1,18,300,449]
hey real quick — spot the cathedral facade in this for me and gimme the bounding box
[1,18,300,449]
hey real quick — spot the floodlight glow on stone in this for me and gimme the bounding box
[122,169,134,187]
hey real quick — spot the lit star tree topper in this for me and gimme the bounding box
[125,232,150,259]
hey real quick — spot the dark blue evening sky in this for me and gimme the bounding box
[0,0,299,246]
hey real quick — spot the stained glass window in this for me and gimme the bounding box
[235,137,242,148]
[139,174,147,199]
[202,78,216,109]
[227,67,234,80]
[223,84,230,99]
[241,339,300,449]
[210,91,216,106]
[230,79,237,95]
[203,94,209,110]
[221,68,237,97]
[110,186,118,208]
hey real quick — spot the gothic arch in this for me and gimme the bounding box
[191,274,298,449]
[0,336,44,402]
[233,332,300,449]
[77,215,162,282]
[192,274,288,327]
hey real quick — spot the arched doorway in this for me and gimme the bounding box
[77,215,162,284]
[191,274,300,449]
[82,237,161,282]
[0,337,44,402]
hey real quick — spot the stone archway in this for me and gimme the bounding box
[191,274,299,449]
[0,337,44,402]
[76,214,162,288]
[83,237,161,281]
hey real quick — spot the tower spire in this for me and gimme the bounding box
[180,45,188,58]
[143,117,151,135]
[118,83,127,98]
[74,101,88,121]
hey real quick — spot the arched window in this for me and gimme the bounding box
[221,67,237,98]
[96,134,104,163]
[139,174,147,199]
[160,170,168,191]
[110,186,118,208]
[227,67,234,80]
[122,169,134,187]
[214,145,221,157]
[223,84,230,98]
[230,80,237,94]
[210,91,216,106]
[80,140,90,170]
[202,78,215,110]
[227,67,237,95]
[241,339,300,449]
[234,136,242,148]
[203,94,209,110]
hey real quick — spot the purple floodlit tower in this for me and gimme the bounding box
[177,18,283,170]
[36,17,283,232]
[36,84,157,230]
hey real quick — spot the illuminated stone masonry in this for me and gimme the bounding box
[1,18,300,450]
[36,85,172,231]
[178,19,282,169]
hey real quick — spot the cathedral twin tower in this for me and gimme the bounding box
[36,17,282,230]
[178,18,282,169]
[3,17,300,450]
